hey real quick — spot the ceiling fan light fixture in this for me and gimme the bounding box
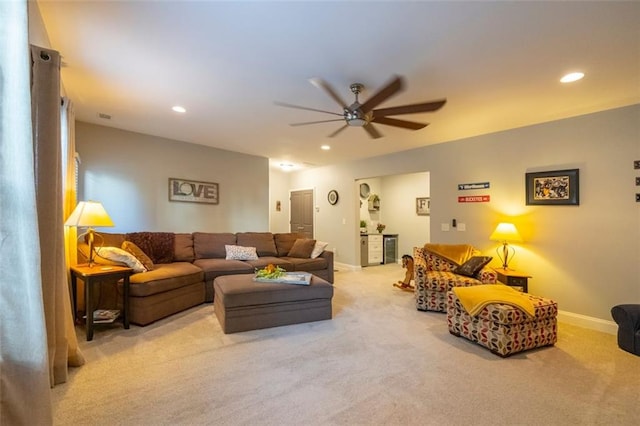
[560,72,585,83]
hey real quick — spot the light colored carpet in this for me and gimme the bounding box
[52,264,639,425]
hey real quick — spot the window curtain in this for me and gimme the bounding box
[0,1,53,423]
[31,43,85,387]
[61,97,85,365]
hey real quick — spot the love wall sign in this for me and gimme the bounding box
[169,178,219,204]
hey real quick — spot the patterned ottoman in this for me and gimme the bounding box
[447,290,558,357]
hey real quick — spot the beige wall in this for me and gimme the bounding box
[269,168,291,233]
[290,105,640,330]
[76,122,270,233]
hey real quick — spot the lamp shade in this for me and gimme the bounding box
[489,222,523,243]
[64,201,114,228]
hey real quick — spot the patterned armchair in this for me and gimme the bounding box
[414,244,497,312]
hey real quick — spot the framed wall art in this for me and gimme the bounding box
[168,178,219,204]
[525,169,579,205]
[416,197,430,215]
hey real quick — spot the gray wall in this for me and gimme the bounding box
[289,105,640,329]
[76,122,269,233]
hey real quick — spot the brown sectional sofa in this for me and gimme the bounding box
[78,231,334,326]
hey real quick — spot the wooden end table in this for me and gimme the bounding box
[492,268,531,293]
[70,264,133,341]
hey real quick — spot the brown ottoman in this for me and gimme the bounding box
[447,289,558,357]
[214,274,334,333]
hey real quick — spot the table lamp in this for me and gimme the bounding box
[489,222,523,270]
[64,201,114,267]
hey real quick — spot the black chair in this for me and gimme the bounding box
[611,304,640,356]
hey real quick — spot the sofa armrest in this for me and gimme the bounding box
[319,250,334,283]
[611,304,640,355]
[611,305,640,329]
[412,247,428,289]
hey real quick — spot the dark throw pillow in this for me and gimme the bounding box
[454,256,493,277]
[287,238,316,258]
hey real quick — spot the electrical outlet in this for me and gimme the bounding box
[333,247,338,256]
[441,223,450,231]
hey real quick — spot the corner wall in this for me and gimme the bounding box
[289,105,640,326]
[76,122,269,233]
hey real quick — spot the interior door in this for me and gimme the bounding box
[290,189,314,238]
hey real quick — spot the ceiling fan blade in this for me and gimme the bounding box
[371,116,428,130]
[290,118,345,127]
[309,78,348,109]
[373,99,447,117]
[360,75,404,114]
[274,101,343,117]
[363,123,383,139]
[328,124,349,138]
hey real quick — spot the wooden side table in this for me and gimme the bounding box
[70,264,133,341]
[493,268,531,293]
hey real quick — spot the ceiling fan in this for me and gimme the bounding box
[275,75,446,139]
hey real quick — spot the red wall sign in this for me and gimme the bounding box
[458,195,490,203]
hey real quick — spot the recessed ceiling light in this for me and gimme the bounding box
[321,145,331,151]
[279,163,294,171]
[560,72,585,83]
[172,105,186,113]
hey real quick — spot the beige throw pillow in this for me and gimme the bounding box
[225,245,259,260]
[94,246,146,273]
[122,241,155,271]
[310,241,329,259]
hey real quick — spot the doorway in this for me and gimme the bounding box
[290,189,314,238]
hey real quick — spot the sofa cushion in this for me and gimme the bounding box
[93,232,126,248]
[225,245,258,260]
[129,262,204,297]
[121,241,155,271]
[244,257,294,271]
[126,232,175,264]
[422,271,482,292]
[78,242,122,267]
[274,233,304,256]
[282,256,328,272]
[454,256,493,278]
[288,238,316,258]
[174,233,195,262]
[193,258,254,281]
[236,232,277,257]
[193,232,236,259]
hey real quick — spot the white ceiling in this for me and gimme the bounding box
[37,1,640,170]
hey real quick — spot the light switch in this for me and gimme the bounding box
[458,223,466,231]
[441,223,450,231]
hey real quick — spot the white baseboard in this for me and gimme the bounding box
[557,310,617,335]
[333,262,360,272]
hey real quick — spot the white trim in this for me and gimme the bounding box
[557,310,617,335]
[333,261,360,272]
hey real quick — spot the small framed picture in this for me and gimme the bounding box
[525,169,579,205]
[416,197,430,215]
